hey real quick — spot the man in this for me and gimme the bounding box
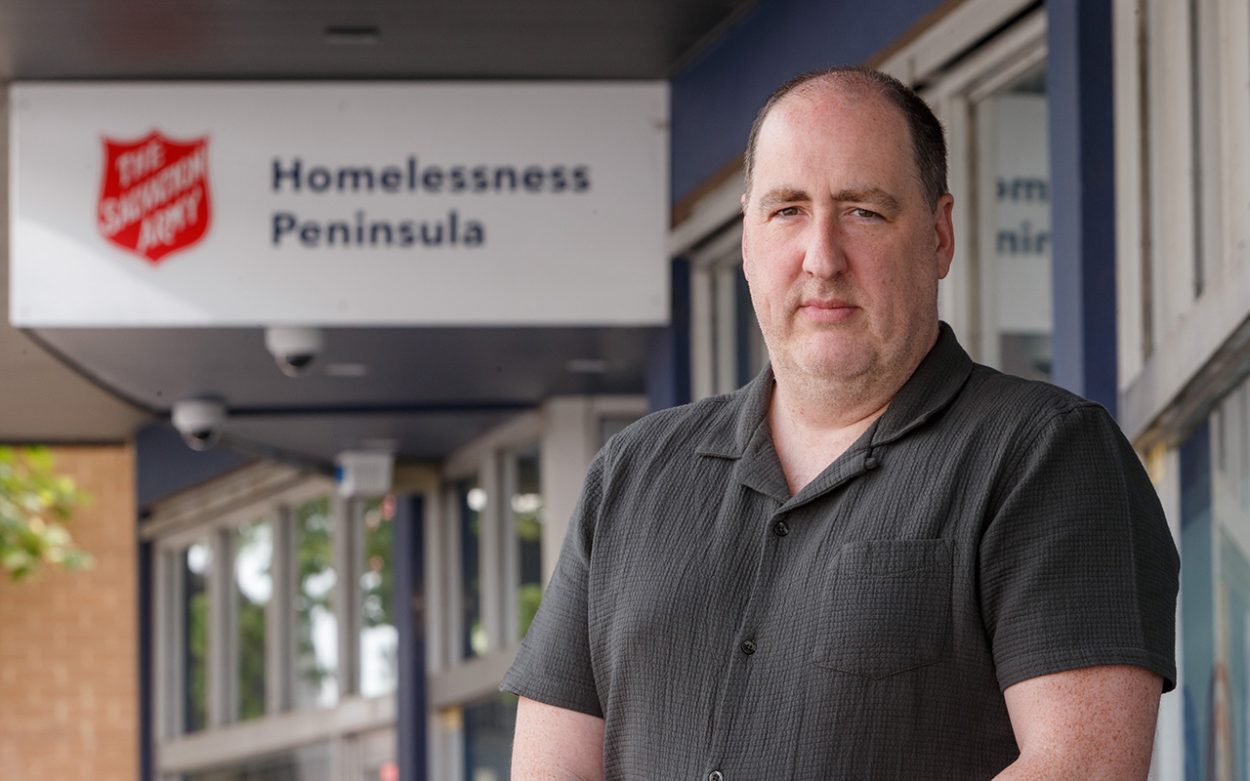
[503,67,1178,779]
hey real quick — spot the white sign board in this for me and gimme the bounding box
[9,83,669,326]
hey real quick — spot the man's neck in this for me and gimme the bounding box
[767,378,890,495]
[766,328,939,495]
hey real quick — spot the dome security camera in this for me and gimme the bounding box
[265,326,325,377]
[172,398,226,452]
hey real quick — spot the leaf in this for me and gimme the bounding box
[0,447,90,581]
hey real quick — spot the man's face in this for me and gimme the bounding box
[741,84,954,389]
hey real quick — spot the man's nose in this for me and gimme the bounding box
[800,215,847,278]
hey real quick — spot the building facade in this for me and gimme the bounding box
[3,0,1244,778]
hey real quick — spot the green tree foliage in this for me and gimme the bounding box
[187,587,209,731]
[236,521,270,721]
[295,497,335,697]
[362,497,395,630]
[0,446,91,581]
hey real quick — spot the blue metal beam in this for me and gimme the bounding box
[394,495,427,780]
[1047,0,1119,414]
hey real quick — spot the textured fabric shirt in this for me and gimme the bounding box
[502,324,1179,780]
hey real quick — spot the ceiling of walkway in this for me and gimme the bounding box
[0,0,752,80]
[0,0,754,466]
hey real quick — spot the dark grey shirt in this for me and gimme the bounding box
[502,324,1178,780]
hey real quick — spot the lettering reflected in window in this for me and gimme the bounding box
[234,520,272,721]
[294,496,338,709]
[183,541,211,733]
[360,496,397,697]
[973,65,1053,381]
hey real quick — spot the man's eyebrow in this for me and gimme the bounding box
[756,187,810,211]
[832,187,902,212]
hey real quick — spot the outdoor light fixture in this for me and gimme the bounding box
[264,326,325,377]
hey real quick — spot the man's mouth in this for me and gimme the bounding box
[798,299,858,323]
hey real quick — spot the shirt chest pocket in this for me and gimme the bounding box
[810,539,953,679]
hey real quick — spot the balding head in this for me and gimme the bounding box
[743,67,948,208]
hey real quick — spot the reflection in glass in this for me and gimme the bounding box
[182,741,331,781]
[973,65,1052,381]
[234,520,271,721]
[511,447,543,641]
[459,480,485,659]
[360,496,398,697]
[464,693,518,781]
[294,496,338,709]
[183,541,211,733]
[1183,379,1250,778]
[361,761,400,781]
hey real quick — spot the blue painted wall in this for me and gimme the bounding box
[670,0,945,203]
[1046,0,1119,414]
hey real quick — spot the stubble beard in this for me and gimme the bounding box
[765,308,936,423]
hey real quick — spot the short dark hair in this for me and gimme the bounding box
[743,66,948,207]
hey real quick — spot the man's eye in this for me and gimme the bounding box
[774,206,800,218]
[851,208,882,220]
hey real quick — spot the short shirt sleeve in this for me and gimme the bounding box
[499,447,606,717]
[978,404,1179,692]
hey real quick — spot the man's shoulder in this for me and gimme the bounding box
[603,387,748,463]
[954,362,1124,459]
[963,362,1106,422]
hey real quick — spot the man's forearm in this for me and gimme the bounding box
[993,749,1149,781]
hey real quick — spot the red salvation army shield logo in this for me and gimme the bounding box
[97,131,211,264]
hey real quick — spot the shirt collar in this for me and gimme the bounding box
[694,321,974,461]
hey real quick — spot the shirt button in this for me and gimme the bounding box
[709,772,724,781]
[773,520,790,537]
[740,639,756,655]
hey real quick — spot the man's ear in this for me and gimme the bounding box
[934,193,955,279]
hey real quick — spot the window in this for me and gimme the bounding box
[508,446,543,642]
[294,495,337,709]
[457,478,486,659]
[183,540,211,734]
[969,64,1053,380]
[359,496,398,697]
[427,401,645,778]
[463,693,518,781]
[690,226,767,400]
[233,519,272,721]
[149,469,401,781]
[1182,376,1250,780]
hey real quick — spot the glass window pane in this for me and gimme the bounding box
[234,519,272,721]
[182,742,331,781]
[294,496,338,709]
[459,479,486,659]
[973,65,1053,381]
[464,693,518,781]
[360,496,397,697]
[1185,380,1250,778]
[183,541,211,734]
[510,447,543,642]
[734,264,765,387]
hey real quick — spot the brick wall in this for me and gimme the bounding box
[0,445,137,781]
